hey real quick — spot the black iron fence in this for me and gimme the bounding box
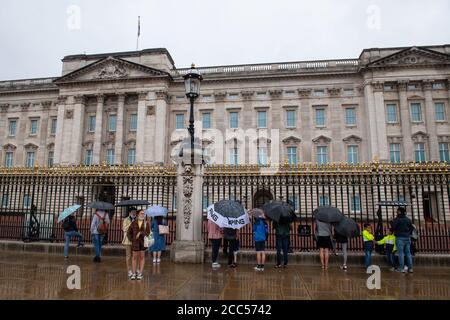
[0,165,177,245]
[0,162,449,253]
[202,162,450,253]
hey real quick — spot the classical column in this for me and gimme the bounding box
[154,90,168,164]
[364,82,379,160]
[114,94,125,164]
[54,96,66,165]
[398,81,413,161]
[93,94,104,165]
[373,82,389,161]
[423,80,438,160]
[135,92,148,164]
[71,95,85,164]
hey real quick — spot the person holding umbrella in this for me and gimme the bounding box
[62,214,84,260]
[207,200,250,269]
[146,205,168,264]
[122,207,137,277]
[207,218,223,268]
[333,216,359,271]
[90,208,110,263]
[127,209,150,280]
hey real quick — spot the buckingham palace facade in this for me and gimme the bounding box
[1,44,450,168]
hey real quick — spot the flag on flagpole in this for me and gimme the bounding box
[138,16,141,37]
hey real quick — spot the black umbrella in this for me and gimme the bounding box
[262,201,295,223]
[115,199,150,207]
[335,217,360,238]
[313,206,344,223]
[87,201,114,210]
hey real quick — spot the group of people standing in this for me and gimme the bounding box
[62,207,167,281]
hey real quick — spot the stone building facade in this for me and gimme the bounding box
[1,45,450,168]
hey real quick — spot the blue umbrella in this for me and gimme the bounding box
[58,204,82,223]
[145,205,168,217]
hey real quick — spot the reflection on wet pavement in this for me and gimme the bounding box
[0,250,449,300]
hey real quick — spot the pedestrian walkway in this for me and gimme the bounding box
[0,250,448,300]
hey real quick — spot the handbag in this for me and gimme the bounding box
[158,224,169,235]
[144,231,154,248]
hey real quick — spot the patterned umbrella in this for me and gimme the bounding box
[207,200,249,229]
[57,204,81,223]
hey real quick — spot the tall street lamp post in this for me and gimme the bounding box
[183,64,203,164]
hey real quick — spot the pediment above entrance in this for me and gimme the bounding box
[54,56,172,84]
[366,47,450,68]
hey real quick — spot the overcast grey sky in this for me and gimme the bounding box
[0,0,449,80]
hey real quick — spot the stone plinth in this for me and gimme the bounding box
[170,240,204,264]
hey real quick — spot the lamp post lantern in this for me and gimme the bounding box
[183,64,203,164]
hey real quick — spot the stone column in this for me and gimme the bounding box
[423,80,438,160]
[54,96,66,165]
[170,151,205,263]
[154,90,168,164]
[136,92,148,164]
[398,81,413,161]
[373,82,389,161]
[364,82,379,160]
[114,94,125,164]
[93,94,104,165]
[71,95,85,164]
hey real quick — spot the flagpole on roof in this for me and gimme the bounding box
[136,16,140,51]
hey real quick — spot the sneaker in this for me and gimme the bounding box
[156,258,161,264]
[136,272,143,280]
[130,273,136,280]
[64,256,69,260]
[408,269,414,273]
[254,265,261,271]
[229,263,237,268]
[283,265,288,269]
[152,258,157,263]
[275,265,282,269]
[77,243,84,248]
[340,265,347,271]
[389,267,395,272]
[260,266,265,271]
[93,256,101,263]
[128,270,133,277]
[212,262,221,268]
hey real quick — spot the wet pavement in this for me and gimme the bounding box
[0,250,449,300]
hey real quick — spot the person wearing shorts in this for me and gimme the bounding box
[253,213,269,271]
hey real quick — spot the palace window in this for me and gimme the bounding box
[23,194,32,209]
[414,143,426,163]
[106,149,115,165]
[202,112,211,129]
[317,146,328,165]
[50,118,57,135]
[287,147,298,165]
[127,148,136,165]
[315,108,326,127]
[439,143,449,162]
[286,110,296,128]
[8,120,17,136]
[435,103,446,121]
[85,150,93,166]
[229,112,239,129]
[319,194,330,206]
[257,147,268,165]
[26,151,35,168]
[130,114,137,131]
[288,195,299,213]
[257,111,267,128]
[386,104,398,123]
[345,108,356,126]
[229,148,239,165]
[410,103,422,122]
[47,151,54,167]
[351,194,361,212]
[88,115,96,132]
[1,194,9,208]
[432,82,445,89]
[30,119,38,135]
[390,143,401,163]
[175,114,184,129]
[4,152,13,168]
[347,145,359,164]
[108,115,117,132]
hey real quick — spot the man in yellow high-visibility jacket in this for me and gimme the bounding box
[377,229,397,271]
[362,224,374,271]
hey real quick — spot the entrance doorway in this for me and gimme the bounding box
[253,189,273,209]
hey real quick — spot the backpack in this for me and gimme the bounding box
[96,212,108,235]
